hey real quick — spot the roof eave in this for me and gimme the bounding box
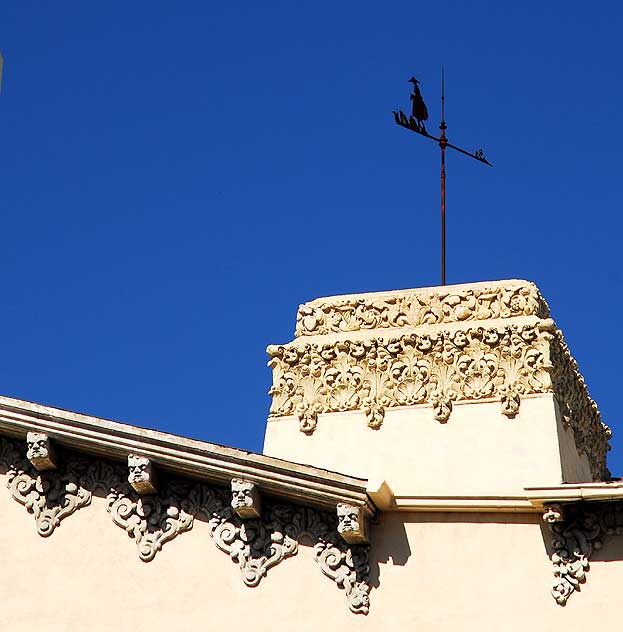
[0,395,375,515]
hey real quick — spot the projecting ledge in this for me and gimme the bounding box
[392,494,537,513]
[392,484,623,513]
[524,482,623,507]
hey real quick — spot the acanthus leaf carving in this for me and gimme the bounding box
[295,283,549,337]
[550,334,611,480]
[268,322,610,479]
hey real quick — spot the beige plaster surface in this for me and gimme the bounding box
[1,481,623,631]
[264,394,590,498]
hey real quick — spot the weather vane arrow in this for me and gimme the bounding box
[393,67,492,286]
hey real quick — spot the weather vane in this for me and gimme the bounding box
[393,67,491,286]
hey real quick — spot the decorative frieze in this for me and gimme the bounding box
[550,338,611,481]
[268,322,610,480]
[268,323,553,432]
[544,501,623,605]
[295,282,549,337]
[0,437,372,614]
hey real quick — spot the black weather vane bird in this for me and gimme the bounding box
[393,68,492,286]
[408,77,428,132]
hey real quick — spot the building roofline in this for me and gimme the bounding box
[0,395,375,515]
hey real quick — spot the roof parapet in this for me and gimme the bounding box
[266,280,611,486]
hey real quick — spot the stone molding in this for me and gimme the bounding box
[295,281,549,337]
[0,437,371,615]
[543,501,623,605]
[268,323,610,480]
[0,396,374,515]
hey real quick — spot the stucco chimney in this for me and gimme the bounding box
[263,280,611,498]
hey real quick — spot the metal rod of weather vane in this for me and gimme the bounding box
[440,136,446,286]
[392,68,492,287]
[439,66,447,286]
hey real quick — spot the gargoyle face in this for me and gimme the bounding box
[27,433,49,460]
[231,479,254,509]
[128,455,150,484]
[337,504,360,534]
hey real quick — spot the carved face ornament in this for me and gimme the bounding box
[387,339,402,356]
[484,330,500,346]
[27,434,48,460]
[128,456,150,483]
[452,331,468,348]
[231,479,254,509]
[416,335,433,352]
[509,294,525,313]
[337,505,360,534]
[283,347,300,365]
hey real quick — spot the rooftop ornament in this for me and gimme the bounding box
[393,68,492,285]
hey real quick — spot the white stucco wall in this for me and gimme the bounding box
[264,394,592,497]
[0,481,620,632]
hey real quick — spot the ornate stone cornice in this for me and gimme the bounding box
[0,395,375,515]
[0,436,371,615]
[268,322,611,480]
[295,280,549,337]
[549,336,610,481]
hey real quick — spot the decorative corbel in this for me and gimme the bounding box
[230,478,261,519]
[336,503,368,544]
[26,432,57,471]
[544,502,605,606]
[127,454,158,495]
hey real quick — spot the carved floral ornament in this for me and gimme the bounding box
[0,436,371,615]
[295,283,550,337]
[543,501,623,606]
[268,322,611,480]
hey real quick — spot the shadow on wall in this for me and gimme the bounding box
[369,512,412,588]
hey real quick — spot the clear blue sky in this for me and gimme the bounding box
[1,2,622,471]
